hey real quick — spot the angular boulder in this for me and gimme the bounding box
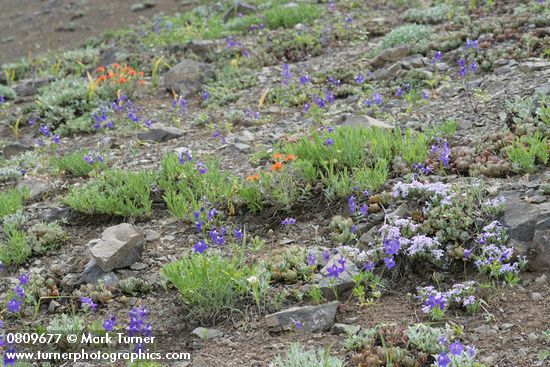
[501,192,550,271]
[89,223,146,272]
[370,45,410,68]
[137,123,185,142]
[264,301,339,332]
[163,59,214,98]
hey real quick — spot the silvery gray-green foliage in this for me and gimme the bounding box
[407,323,452,354]
[271,343,345,367]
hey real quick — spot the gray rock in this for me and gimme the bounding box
[60,273,80,291]
[386,203,409,220]
[231,142,251,152]
[236,130,255,144]
[185,40,217,60]
[531,229,550,270]
[13,76,55,97]
[191,327,224,339]
[137,123,185,142]
[3,142,33,159]
[330,323,358,335]
[264,301,339,332]
[77,260,119,286]
[223,1,256,22]
[89,223,146,272]
[144,229,160,242]
[317,257,359,300]
[501,192,550,270]
[370,46,410,68]
[130,3,146,11]
[370,62,403,81]
[339,114,394,129]
[130,262,148,271]
[531,292,543,301]
[519,60,550,73]
[500,323,514,331]
[535,273,547,284]
[534,83,550,96]
[38,205,72,223]
[163,59,214,98]
[17,178,51,199]
[48,300,61,313]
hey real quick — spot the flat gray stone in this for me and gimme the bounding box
[3,142,33,159]
[191,327,224,339]
[265,301,339,332]
[89,223,146,272]
[370,46,410,68]
[17,178,51,199]
[77,260,119,286]
[137,123,185,142]
[339,114,394,129]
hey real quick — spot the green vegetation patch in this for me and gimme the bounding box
[64,169,155,217]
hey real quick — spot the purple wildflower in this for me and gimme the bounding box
[348,195,356,213]
[449,341,464,356]
[80,296,97,311]
[466,38,478,50]
[281,217,296,225]
[372,92,383,105]
[326,263,342,278]
[193,240,209,254]
[18,274,29,285]
[307,253,317,267]
[39,124,51,137]
[291,318,302,329]
[233,228,243,241]
[84,154,94,165]
[299,75,310,85]
[432,50,443,64]
[384,257,396,270]
[196,162,208,174]
[324,137,334,146]
[209,227,226,246]
[437,352,451,367]
[282,64,292,85]
[364,261,375,271]
[51,135,60,145]
[355,74,365,84]
[103,315,117,332]
[7,298,22,313]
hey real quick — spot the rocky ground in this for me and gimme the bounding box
[0,0,549,366]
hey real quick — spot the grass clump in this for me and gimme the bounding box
[505,132,549,173]
[227,4,321,31]
[286,126,430,195]
[64,169,154,217]
[272,343,345,367]
[159,154,236,221]
[162,252,263,324]
[0,213,30,266]
[379,24,433,49]
[53,150,106,177]
[0,188,28,218]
